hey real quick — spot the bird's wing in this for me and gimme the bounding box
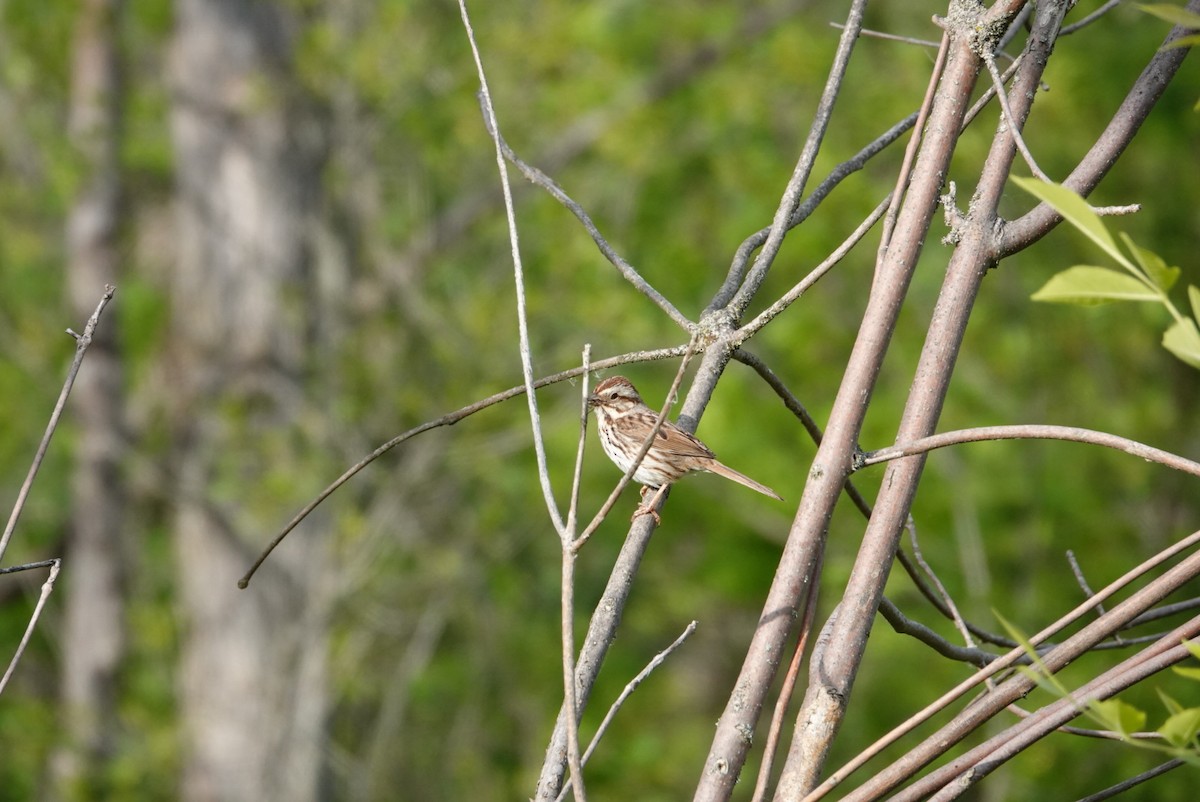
[656,424,716,460]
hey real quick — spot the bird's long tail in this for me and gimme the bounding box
[706,461,783,500]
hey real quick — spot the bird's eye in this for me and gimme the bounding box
[608,390,617,399]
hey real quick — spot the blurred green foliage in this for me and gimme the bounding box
[1,0,1198,800]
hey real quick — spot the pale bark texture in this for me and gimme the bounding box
[169,1,329,800]
[53,0,127,796]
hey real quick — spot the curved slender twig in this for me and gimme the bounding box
[238,344,690,588]
[859,424,1200,479]
[461,0,566,542]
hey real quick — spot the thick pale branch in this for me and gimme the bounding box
[697,10,983,796]
[777,4,1065,795]
[807,528,1200,801]
[897,622,1200,801]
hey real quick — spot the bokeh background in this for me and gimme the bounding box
[1,1,1198,799]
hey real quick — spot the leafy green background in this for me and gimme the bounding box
[1,1,1198,799]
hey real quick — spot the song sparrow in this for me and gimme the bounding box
[588,376,781,520]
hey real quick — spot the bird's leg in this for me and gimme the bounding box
[632,484,669,525]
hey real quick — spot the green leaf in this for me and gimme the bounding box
[1158,688,1184,715]
[996,612,1069,695]
[1173,666,1200,682]
[1120,232,1179,291]
[1159,707,1200,749]
[1163,33,1200,50]
[1189,285,1200,324]
[1188,640,1200,661]
[1012,177,1124,265]
[1163,319,1200,370]
[1136,3,1200,27]
[1091,699,1147,735]
[1031,266,1158,305]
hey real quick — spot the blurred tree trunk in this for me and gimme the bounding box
[168,1,329,800]
[52,0,126,796]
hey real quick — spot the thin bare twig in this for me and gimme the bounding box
[1075,758,1185,801]
[483,118,693,332]
[0,559,60,695]
[0,559,60,575]
[383,2,812,312]
[962,53,1025,129]
[878,597,998,668]
[751,559,823,802]
[905,516,977,650]
[238,343,691,588]
[1091,204,1141,216]
[1005,700,1160,741]
[737,193,889,339]
[556,621,699,802]
[458,0,585,790]
[983,51,1052,182]
[565,346,593,539]
[996,3,1199,257]
[859,424,1200,479]
[708,110,918,315]
[897,545,1018,648]
[556,345,592,802]
[1067,549,1113,624]
[1126,596,1200,628]
[726,0,869,320]
[459,0,567,542]
[877,32,947,264]
[1060,0,1124,37]
[830,22,940,50]
[0,285,115,564]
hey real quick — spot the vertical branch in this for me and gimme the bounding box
[558,347,593,802]
[725,0,870,319]
[774,1,1062,796]
[695,2,1004,798]
[537,344,697,801]
[458,0,566,536]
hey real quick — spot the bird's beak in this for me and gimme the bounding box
[586,392,600,409]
